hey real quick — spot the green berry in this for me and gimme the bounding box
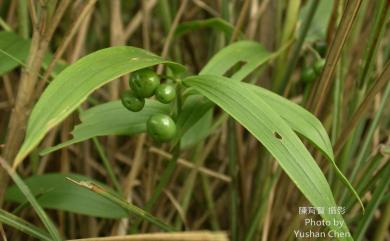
[301,67,316,83]
[155,84,176,104]
[121,90,145,112]
[314,41,327,57]
[129,68,160,98]
[147,114,176,142]
[314,59,325,74]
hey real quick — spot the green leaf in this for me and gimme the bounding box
[40,100,169,155]
[5,173,128,219]
[0,209,51,241]
[0,31,30,75]
[0,159,62,241]
[175,18,236,39]
[14,46,184,166]
[181,109,213,149]
[66,177,175,232]
[200,41,271,80]
[0,31,66,76]
[177,41,273,147]
[247,82,362,209]
[354,162,390,241]
[183,75,353,241]
[245,83,334,160]
[174,95,214,147]
[299,0,334,41]
[42,96,212,153]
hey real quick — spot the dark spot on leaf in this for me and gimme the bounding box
[274,132,282,140]
[223,61,247,77]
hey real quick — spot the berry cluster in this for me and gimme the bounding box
[121,68,177,142]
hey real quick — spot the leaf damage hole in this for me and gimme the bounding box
[274,132,282,140]
[223,60,247,78]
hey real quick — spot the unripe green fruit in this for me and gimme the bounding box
[301,67,316,83]
[121,90,145,112]
[314,41,327,57]
[155,84,176,104]
[147,114,176,142]
[129,68,160,98]
[314,59,325,74]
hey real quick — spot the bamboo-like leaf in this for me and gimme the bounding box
[14,46,184,166]
[183,75,353,241]
[40,100,169,155]
[0,209,51,241]
[246,82,363,209]
[246,82,334,160]
[0,31,66,76]
[200,41,271,80]
[194,41,360,205]
[0,158,62,241]
[5,173,128,218]
[0,31,30,75]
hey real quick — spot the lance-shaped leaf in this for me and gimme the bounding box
[14,46,184,166]
[0,31,30,75]
[40,100,169,155]
[6,173,128,218]
[183,75,353,241]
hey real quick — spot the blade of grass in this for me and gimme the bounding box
[334,61,390,156]
[0,157,62,241]
[0,17,12,31]
[245,168,281,241]
[200,174,220,230]
[349,80,390,182]
[373,200,390,241]
[66,177,175,232]
[353,161,390,241]
[357,0,389,90]
[0,209,51,241]
[91,137,122,195]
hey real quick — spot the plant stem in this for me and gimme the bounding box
[277,0,319,94]
[0,157,62,241]
[353,162,390,241]
[92,138,122,195]
[0,209,51,241]
[227,119,238,241]
[349,81,390,182]
[309,0,364,115]
[18,0,29,38]
[373,200,390,241]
